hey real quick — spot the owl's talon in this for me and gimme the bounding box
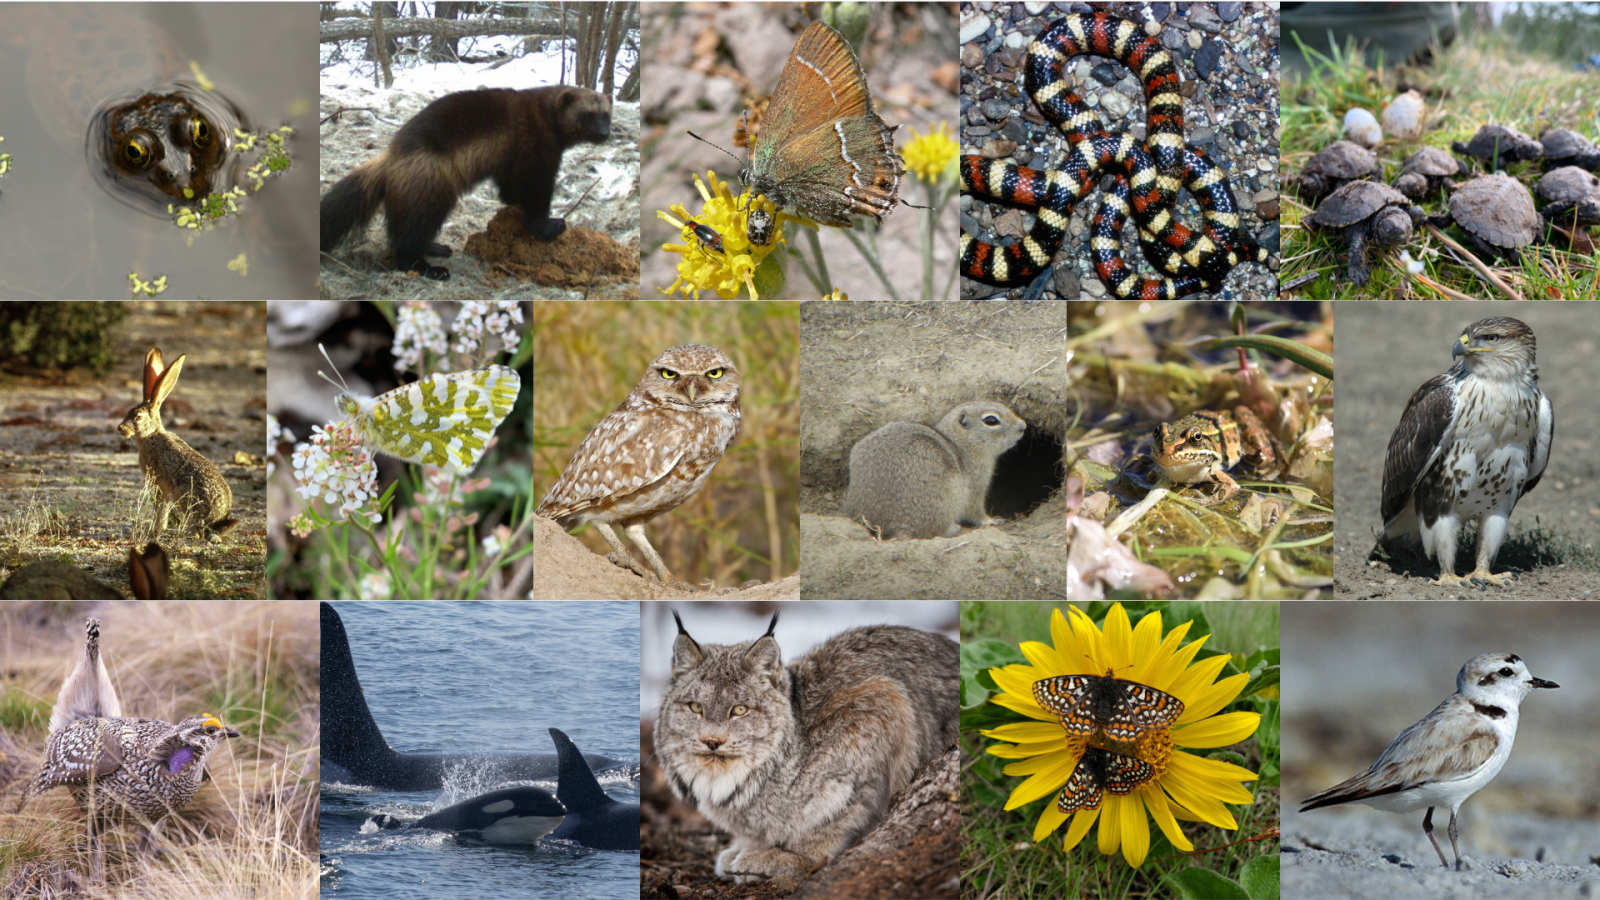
[605,551,650,579]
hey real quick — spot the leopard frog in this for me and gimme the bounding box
[1151,406,1279,505]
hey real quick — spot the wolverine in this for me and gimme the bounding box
[320,86,612,280]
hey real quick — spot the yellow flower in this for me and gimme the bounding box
[658,170,812,301]
[901,121,958,184]
[980,604,1261,867]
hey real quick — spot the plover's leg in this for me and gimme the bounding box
[1422,807,1450,868]
[1447,808,1463,871]
[624,522,674,583]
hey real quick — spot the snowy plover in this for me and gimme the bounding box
[1300,652,1557,870]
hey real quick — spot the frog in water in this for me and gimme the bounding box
[8,3,241,210]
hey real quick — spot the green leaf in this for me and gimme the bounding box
[1242,664,1280,699]
[960,638,1023,708]
[1240,855,1280,899]
[1162,867,1251,900]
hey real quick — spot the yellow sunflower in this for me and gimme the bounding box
[980,604,1261,867]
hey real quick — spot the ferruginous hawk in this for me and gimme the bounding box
[1381,317,1553,587]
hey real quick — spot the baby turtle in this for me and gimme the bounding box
[1535,166,1600,227]
[1427,174,1541,262]
[1303,181,1424,286]
[1291,140,1379,201]
[1393,147,1467,200]
[1451,125,1543,170]
[1538,129,1600,171]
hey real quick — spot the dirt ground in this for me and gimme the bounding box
[799,302,1067,600]
[318,83,641,299]
[640,4,959,301]
[0,304,267,599]
[532,516,800,600]
[1333,303,1600,599]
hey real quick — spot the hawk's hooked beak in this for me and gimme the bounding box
[1453,333,1489,360]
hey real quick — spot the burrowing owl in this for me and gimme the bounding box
[537,344,742,583]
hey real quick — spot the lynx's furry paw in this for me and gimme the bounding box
[715,844,814,884]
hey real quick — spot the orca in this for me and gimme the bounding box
[321,602,622,791]
[546,727,640,851]
[371,786,567,844]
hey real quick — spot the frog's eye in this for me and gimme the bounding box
[186,116,212,149]
[120,135,155,169]
[1187,428,1204,441]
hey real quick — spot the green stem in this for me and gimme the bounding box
[805,228,832,293]
[842,227,902,303]
[921,180,936,303]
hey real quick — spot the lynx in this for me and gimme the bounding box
[655,610,959,884]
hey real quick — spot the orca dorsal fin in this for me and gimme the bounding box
[549,727,614,812]
[321,603,393,763]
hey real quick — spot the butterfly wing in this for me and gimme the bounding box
[1097,681,1184,742]
[761,22,874,149]
[1055,749,1107,815]
[1032,675,1099,737]
[1097,748,1157,795]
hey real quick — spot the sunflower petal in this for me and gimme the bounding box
[1098,795,1122,855]
[1173,711,1262,748]
[1033,801,1068,842]
[1120,791,1151,866]
[1142,786,1194,852]
[1062,805,1098,851]
[1003,751,1078,809]
[983,721,1071,744]
[1103,604,1133,667]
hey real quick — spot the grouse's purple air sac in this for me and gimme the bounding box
[167,746,195,773]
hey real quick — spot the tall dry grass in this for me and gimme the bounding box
[534,301,800,587]
[0,602,318,899]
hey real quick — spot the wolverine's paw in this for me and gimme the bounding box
[402,258,451,280]
[426,242,453,258]
[528,216,567,242]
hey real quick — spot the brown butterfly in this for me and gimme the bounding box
[1032,670,1183,742]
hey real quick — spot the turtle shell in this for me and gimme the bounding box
[1447,174,1539,249]
[1305,180,1412,229]
[1304,140,1379,179]
[1456,125,1543,164]
[1400,146,1463,178]
[1538,129,1598,163]
[1536,166,1600,203]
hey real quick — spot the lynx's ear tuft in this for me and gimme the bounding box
[744,617,783,685]
[670,610,705,676]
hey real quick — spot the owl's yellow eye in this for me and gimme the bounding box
[731,704,748,717]
[120,136,155,169]
[660,368,679,380]
[689,701,703,714]
[187,116,212,149]
[706,368,724,379]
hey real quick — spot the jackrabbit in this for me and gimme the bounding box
[118,349,237,539]
[0,543,170,599]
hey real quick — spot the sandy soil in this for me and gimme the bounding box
[318,81,641,299]
[1333,302,1600,599]
[1283,602,1600,898]
[799,302,1067,600]
[532,516,800,600]
[0,304,267,599]
[640,4,959,301]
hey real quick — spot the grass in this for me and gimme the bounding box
[960,601,1279,900]
[1282,16,1600,299]
[0,602,318,898]
[533,301,800,588]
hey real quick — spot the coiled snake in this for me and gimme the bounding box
[961,13,1268,299]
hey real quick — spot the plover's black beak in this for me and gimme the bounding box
[1531,676,1559,689]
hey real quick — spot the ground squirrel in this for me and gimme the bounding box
[843,401,1026,539]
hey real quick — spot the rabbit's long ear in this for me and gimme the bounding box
[150,354,186,408]
[142,348,164,401]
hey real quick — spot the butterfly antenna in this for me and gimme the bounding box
[685,129,745,168]
[316,343,352,394]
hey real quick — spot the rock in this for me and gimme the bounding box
[1343,108,1382,148]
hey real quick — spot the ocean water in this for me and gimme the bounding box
[320,602,640,900]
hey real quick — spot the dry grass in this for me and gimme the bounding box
[0,602,318,899]
[533,301,800,587]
